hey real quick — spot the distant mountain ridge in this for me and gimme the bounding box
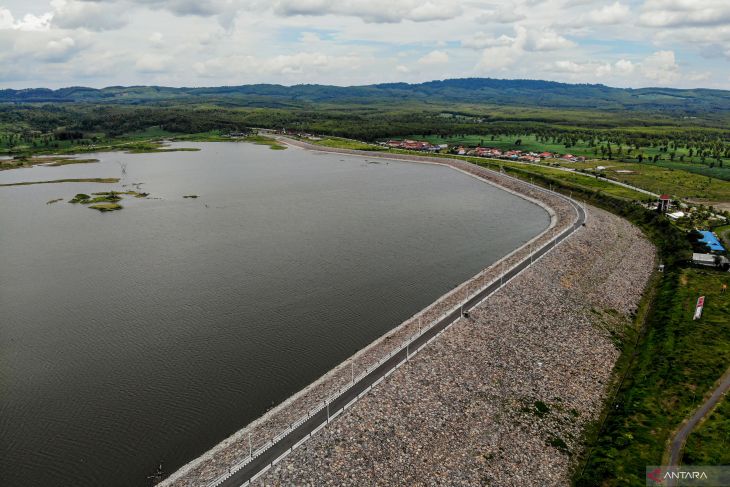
[1,78,729,113]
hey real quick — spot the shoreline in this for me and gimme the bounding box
[161,140,579,486]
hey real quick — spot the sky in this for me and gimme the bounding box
[0,0,728,90]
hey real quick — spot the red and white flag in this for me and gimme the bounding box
[693,296,705,320]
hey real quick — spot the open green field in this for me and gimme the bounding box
[648,160,730,182]
[576,268,730,486]
[682,393,730,465]
[715,225,730,249]
[310,137,385,151]
[408,133,583,155]
[406,133,730,182]
[465,156,651,201]
[559,160,730,201]
[405,134,730,173]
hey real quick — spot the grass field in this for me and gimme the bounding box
[464,156,651,201]
[576,268,730,486]
[715,225,730,249]
[311,137,385,151]
[682,394,730,465]
[558,160,730,201]
[407,134,730,172]
[406,134,730,182]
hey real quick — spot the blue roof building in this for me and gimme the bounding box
[698,230,726,253]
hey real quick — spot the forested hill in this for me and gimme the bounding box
[2,78,729,114]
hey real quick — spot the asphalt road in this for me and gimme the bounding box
[216,159,587,487]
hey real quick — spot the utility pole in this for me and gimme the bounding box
[249,432,252,458]
[351,362,354,384]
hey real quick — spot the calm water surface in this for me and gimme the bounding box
[0,142,549,486]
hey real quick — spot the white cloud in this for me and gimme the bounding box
[51,0,129,31]
[477,25,528,71]
[0,0,725,89]
[462,31,515,50]
[417,50,449,65]
[544,52,687,86]
[549,58,637,79]
[640,0,730,28]
[128,0,235,17]
[553,60,585,73]
[299,31,323,43]
[585,2,630,25]
[149,31,164,45]
[529,29,574,51]
[467,26,572,53]
[476,5,526,23]
[0,7,15,29]
[194,51,363,78]
[272,0,462,23]
[614,58,635,75]
[42,36,76,61]
[1,10,54,31]
[135,53,173,72]
[640,49,679,82]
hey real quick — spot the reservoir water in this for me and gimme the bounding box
[0,142,549,486]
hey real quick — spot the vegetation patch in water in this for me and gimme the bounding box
[89,203,123,212]
[69,193,91,203]
[67,189,150,210]
[0,178,120,187]
[124,141,200,153]
[0,156,99,170]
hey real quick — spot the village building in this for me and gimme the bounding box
[658,194,671,212]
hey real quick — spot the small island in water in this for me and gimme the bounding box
[68,190,150,211]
